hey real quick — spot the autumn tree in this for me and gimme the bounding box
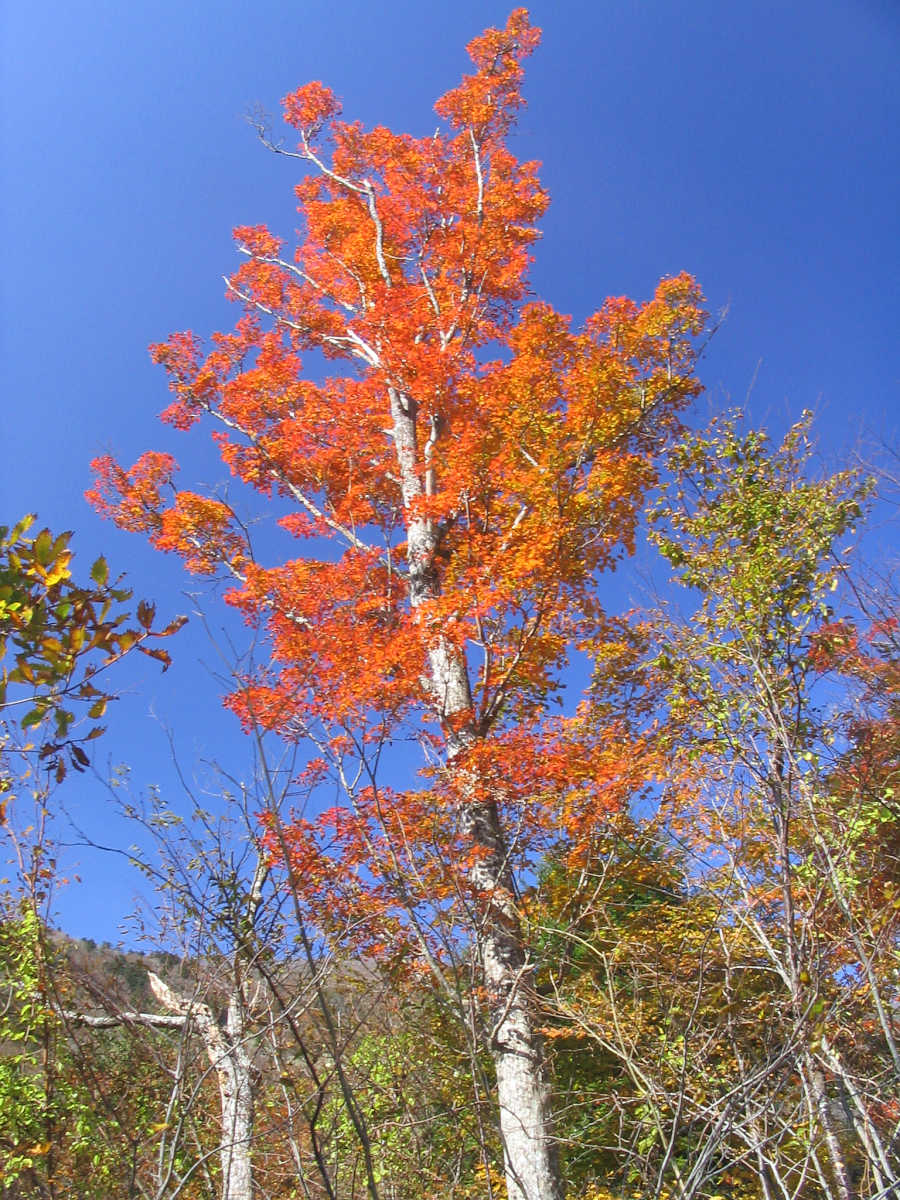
[515,417,896,1200]
[89,12,706,1197]
[645,415,897,1198]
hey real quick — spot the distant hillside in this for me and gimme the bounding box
[48,930,191,1014]
[45,929,376,1023]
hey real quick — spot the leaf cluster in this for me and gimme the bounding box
[0,514,185,783]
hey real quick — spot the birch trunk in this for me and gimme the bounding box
[801,1054,855,1200]
[390,386,561,1200]
[463,799,561,1200]
[148,973,254,1200]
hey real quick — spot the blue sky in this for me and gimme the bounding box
[2,0,898,940]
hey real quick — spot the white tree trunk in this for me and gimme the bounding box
[475,825,560,1200]
[149,973,254,1200]
[390,387,561,1200]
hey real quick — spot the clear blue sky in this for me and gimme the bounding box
[2,0,898,940]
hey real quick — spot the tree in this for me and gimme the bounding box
[0,898,166,1199]
[513,416,897,1200]
[0,901,59,1196]
[62,774,307,1200]
[66,738,419,1200]
[645,414,897,1199]
[0,517,185,1195]
[88,12,706,1197]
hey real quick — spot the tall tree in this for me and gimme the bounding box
[646,414,896,1199]
[88,11,705,1196]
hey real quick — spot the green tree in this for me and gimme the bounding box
[0,517,185,1194]
[647,413,896,1199]
[0,902,125,1198]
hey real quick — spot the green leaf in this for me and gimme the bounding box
[10,514,36,540]
[54,708,74,736]
[90,556,109,586]
[33,529,54,566]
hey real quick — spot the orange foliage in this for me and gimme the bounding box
[88,11,706,955]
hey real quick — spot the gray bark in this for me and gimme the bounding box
[801,1054,856,1200]
[771,771,856,1200]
